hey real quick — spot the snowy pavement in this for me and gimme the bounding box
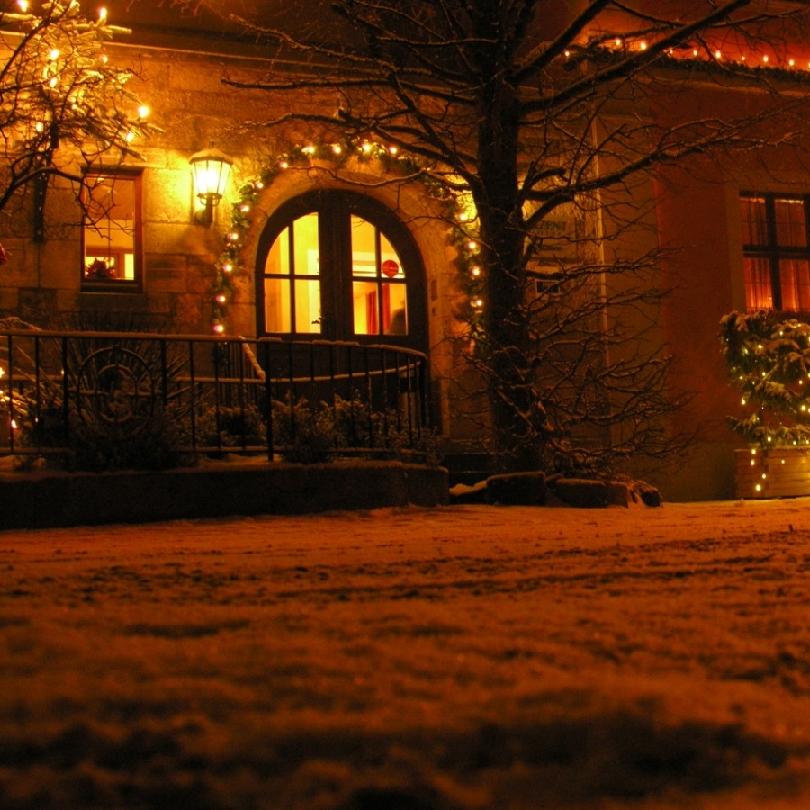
[1,500,810,809]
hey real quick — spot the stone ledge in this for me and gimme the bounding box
[0,461,449,530]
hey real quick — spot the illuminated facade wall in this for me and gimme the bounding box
[3,9,810,500]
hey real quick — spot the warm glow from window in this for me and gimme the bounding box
[82,173,140,286]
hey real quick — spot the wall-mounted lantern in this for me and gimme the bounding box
[190,147,232,226]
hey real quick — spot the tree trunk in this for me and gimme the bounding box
[476,77,540,472]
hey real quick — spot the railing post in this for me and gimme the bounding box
[188,340,197,456]
[61,336,69,451]
[263,341,274,461]
[213,342,222,455]
[6,335,14,454]
[363,346,373,447]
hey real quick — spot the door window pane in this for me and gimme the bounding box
[265,228,289,276]
[293,213,320,276]
[380,233,405,279]
[353,281,378,334]
[294,279,321,333]
[263,213,321,333]
[350,214,408,336]
[351,215,377,277]
[264,278,292,332]
[383,284,408,335]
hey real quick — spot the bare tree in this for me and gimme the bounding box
[175,0,810,474]
[0,1,152,243]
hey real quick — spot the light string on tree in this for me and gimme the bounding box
[209,137,483,337]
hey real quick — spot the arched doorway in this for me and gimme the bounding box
[255,190,427,352]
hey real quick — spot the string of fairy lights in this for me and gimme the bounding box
[589,34,810,74]
[209,137,484,336]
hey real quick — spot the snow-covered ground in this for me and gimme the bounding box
[1,499,810,809]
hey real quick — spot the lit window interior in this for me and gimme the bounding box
[264,212,321,334]
[351,215,407,336]
[83,174,137,282]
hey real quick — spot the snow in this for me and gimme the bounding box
[1,499,810,809]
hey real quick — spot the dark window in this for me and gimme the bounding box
[740,193,810,311]
[82,170,143,290]
[257,191,425,350]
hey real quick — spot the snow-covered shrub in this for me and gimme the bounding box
[720,310,810,447]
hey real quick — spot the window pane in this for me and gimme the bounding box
[743,257,773,311]
[265,227,290,276]
[83,174,137,282]
[774,198,807,247]
[294,279,321,333]
[779,259,810,311]
[351,215,377,277]
[353,281,378,334]
[265,278,291,332]
[383,284,408,335]
[293,213,319,276]
[380,233,405,279]
[740,196,768,246]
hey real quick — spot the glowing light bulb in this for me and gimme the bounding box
[389,146,399,156]
[564,49,571,58]
[213,323,225,335]
[17,0,28,12]
[614,38,622,48]
[222,262,234,273]
[279,160,289,169]
[137,104,150,119]
[470,265,482,277]
[49,48,60,61]
[239,203,250,213]
[762,54,769,64]
[639,41,648,51]
[125,130,135,143]
[789,58,796,67]
[361,141,373,154]
[331,143,342,155]
[98,6,108,21]
[714,50,722,60]
[215,293,227,304]
[755,483,762,492]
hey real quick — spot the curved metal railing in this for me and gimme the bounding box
[0,329,432,464]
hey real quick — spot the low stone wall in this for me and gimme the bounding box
[0,461,448,530]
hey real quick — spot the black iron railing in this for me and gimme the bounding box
[0,329,431,463]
